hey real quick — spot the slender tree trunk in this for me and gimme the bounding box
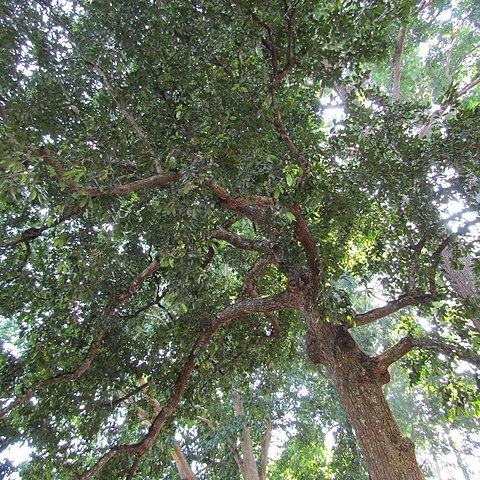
[233,389,261,480]
[303,306,425,480]
[172,441,197,480]
[259,417,272,480]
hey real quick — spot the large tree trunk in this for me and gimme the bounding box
[303,306,425,480]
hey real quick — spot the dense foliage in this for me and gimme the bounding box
[1,0,479,478]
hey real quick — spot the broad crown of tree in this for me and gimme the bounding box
[0,0,479,479]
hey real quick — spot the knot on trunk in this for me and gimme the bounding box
[286,273,305,293]
[336,328,356,352]
[305,330,324,364]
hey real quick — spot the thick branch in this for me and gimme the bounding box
[212,228,272,252]
[372,335,417,372]
[351,294,432,328]
[288,204,320,297]
[79,291,302,479]
[38,146,180,196]
[233,389,260,480]
[206,181,274,224]
[201,215,242,269]
[86,173,180,197]
[172,441,197,480]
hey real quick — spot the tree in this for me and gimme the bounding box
[1,0,479,479]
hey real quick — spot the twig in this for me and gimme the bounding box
[418,335,480,368]
[240,256,275,298]
[89,60,157,162]
[0,328,106,419]
[106,382,150,407]
[406,238,426,294]
[457,75,480,98]
[392,25,407,101]
[0,206,81,249]
[429,218,480,293]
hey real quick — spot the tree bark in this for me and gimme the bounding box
[172,441,197,480]
[303,306,425,480]
[441,248,480,331]
[233,389,261,480]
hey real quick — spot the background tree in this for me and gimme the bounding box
[1,0,479,479]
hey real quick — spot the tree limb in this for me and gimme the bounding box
[350,294,433,328]
[371,334,480,381]
[206,181,274,225]
[38,146,180,196]
[172,441,197,480]
[288,203,320,297]
[212,227,272,253]
[0,258,161,418]
[232,389,260,480]
[372,335,417,373]
[0,327,106,419]
[78,290,303,479]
